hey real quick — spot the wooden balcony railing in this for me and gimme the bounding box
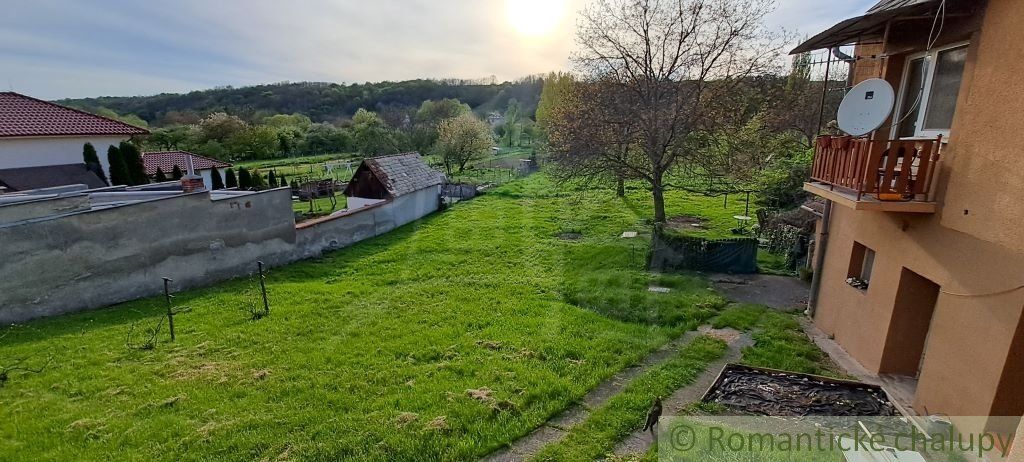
[810,135,942,202]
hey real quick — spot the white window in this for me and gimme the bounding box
[893,42,969,139]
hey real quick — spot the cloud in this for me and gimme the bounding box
[0,0,877,99]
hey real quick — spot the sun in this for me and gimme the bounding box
[506,0,567,38]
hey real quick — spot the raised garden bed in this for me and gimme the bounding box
[702,364,897,416]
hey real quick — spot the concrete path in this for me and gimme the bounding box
[611,327,754,458]
[710,273,809,311]
[481,331,701,462]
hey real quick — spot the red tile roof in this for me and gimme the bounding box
[0,92,149,138]
[141,151,232,176]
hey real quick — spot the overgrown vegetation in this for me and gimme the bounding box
[0,174,745,460]
[712,304,843,377]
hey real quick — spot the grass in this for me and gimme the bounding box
[292,195,347,219]
[235,153,359,182]
[0,173,745,461]
[712,304,844,378]
[530,336,727,462]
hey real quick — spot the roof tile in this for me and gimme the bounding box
[141,151,232,176]
[0,92,149,138]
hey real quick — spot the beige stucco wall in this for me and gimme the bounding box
[938,0,1024,254]
[813,0,1024,417]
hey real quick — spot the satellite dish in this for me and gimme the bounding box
[837,78,895,136]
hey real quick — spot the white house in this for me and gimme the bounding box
[141,151,232,189]
[0,92,149,190]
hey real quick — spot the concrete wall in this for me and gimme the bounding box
[0,188,297,324]
[0,185,441,324]
[295,186,439,259]
[813,0,1024,418]
[0,135,128,180]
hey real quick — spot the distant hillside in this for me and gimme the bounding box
[57,78,543,127]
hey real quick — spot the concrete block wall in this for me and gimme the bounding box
[0,186,441,324]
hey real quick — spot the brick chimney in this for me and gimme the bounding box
[180,155,206,193]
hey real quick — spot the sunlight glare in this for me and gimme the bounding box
[506,0,567,38]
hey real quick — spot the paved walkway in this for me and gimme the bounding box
[710,273,809,311]
[612,328,754,458]
[481,331,701,462]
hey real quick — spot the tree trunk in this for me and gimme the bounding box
[652,178,666,223]
[616,177,625,197]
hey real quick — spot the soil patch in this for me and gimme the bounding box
[702,364,897,416]
[557,232,583,241]
[666,215,704,231]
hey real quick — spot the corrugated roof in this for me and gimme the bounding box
[790,0,940,54]
[0,164,106,191]
[141,151,231,176]
[359,152,444,197]
[0,92,149,138]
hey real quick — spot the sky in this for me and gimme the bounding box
[1,0,877,100]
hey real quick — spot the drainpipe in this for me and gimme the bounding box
[807,199,833,317]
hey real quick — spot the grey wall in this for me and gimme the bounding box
[0,186,441,324]
[0,189,297,324]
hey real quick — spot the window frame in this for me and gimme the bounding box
[891,41,970,140]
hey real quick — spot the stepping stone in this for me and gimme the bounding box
[620,231,638,238]
[648,286,671,293]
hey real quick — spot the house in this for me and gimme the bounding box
[142,151,232,189]
[796,0,1024,438]
[0,92,148,189]
[343,152,443,211]
[486,112,505,127]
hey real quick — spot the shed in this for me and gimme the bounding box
[343,153,444,200]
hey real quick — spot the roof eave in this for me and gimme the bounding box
[789,0,939,54]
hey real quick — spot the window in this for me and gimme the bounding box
[847,242,875,290]
[894,43,969,139]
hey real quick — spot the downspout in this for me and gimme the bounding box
[807,199,833,317]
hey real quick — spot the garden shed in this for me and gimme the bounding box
[343,152,443,200]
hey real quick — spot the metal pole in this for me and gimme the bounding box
[257,261,270,315]
[163,277,175,342]
[816,54,833,136]
[807,200,833,317]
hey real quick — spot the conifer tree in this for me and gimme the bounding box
[210,168,225,190]
[238,167,253,189]
[106,145,131,186]
[82,142,110,185]
[268,170,277,187]
[119,141,148,185]
[279,174,288,188]
[225,168,238,188]
[172,165,184,180]
[155,167,168,182]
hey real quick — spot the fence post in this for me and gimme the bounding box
[257,261,270,315]
[162,277,175,342]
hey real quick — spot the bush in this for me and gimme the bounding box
[225,168,238,188]
[210,168,225,190]
[106,145,131,186]
[756,148,812,210]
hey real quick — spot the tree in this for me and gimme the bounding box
[238,167,253,189]
[229,126,280,160]
[198,112,247,144]
[225,168,238,188]
[535,72,576,133]
[155,167,168,182]
[119,141,148,185]
[210,168,225,190]
[549,0,785,222]
[436,114,493,175]
[279,174,288,188]
[147,125,193,151]
[352,108,397,155]
[172,165,184,180]
[106,145,131,186]
[268,170,278,187]
[82,142,109,185]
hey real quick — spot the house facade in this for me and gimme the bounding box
[798,0,1024,436]
[0,92,148,186]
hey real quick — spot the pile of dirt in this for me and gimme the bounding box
[703,364,897,416]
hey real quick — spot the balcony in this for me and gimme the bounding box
[803,135,942,213]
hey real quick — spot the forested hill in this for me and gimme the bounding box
[57,78,543,127]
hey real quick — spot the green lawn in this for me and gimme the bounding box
[293,196,347,220]
[0,173,743,461]
[235,153,360,183]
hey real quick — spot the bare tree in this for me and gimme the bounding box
[551,0,786,222]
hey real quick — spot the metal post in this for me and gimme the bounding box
[807,200,833,317]
[816,54,833,136]
[257,261,270,315]
[744,192,751,216]
[162,277,175,342]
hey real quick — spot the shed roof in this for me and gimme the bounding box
[0,164,106,191]
[346,152,443,198]
[141,151,231,176]
[790,0,941,54]
[0,92,149,138]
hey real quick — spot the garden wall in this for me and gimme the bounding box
[0,188,297,324]
[0,186,441,324]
